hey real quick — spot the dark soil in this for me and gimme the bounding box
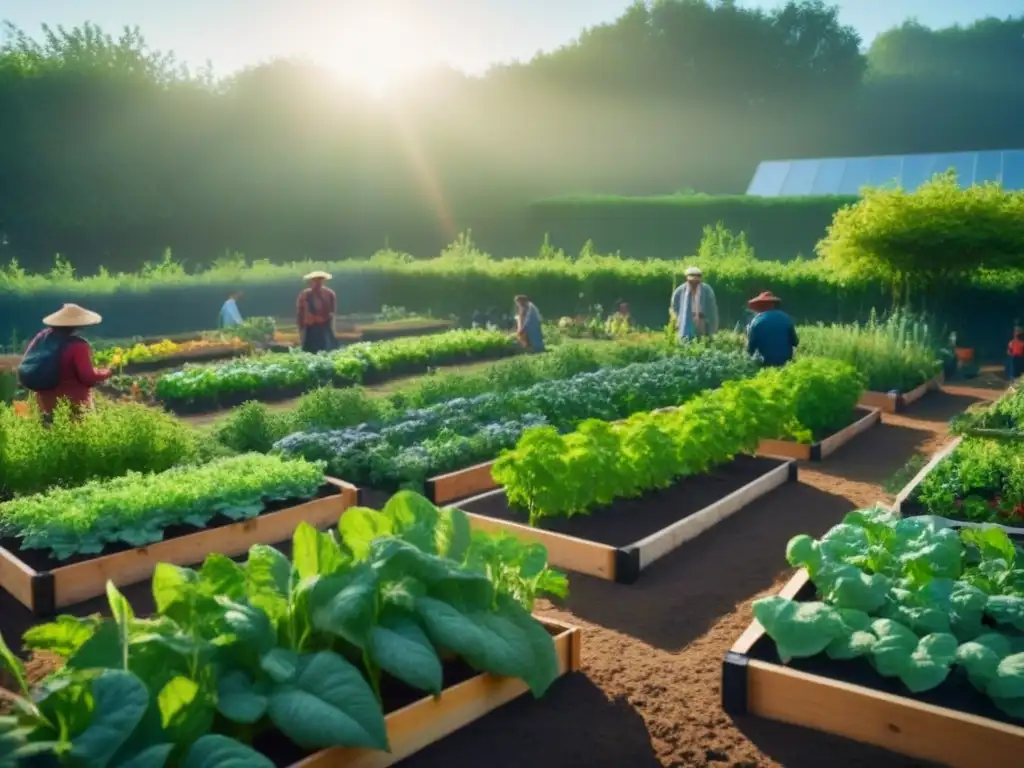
[0,485,337,572]
[460,455,787,548]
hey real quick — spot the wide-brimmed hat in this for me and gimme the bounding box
[684,266,702,277]
[303,270,332,280]
[43,303,102,328]
[748,291,782,311]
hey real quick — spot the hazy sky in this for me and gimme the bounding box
[2,1,1021,90]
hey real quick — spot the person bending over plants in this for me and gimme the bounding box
[514,294,545,353]
[745,291,798,367]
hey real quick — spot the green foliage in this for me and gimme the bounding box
[916,438,1024,526]
[4,492,565,763]
[527,195,852,260]
[492,360,832,524]
[0,399,201,498]
[951,384,1024,436]
[762,357,866,442]
[818,172,1024,300]
[0,454,325,559]
[796,310,942,392]
[759,509,1024,717]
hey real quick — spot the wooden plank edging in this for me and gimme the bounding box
[892,436,963,511]
[756,406,881,462]
[288,617,582,768]
[457,459,797,584]
[857,373,943,414]
[722,569,1024,767]
[0,485,356,615]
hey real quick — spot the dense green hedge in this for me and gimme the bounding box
[2,253,1019,358]
[527,195,857,260]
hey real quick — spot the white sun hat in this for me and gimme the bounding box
[684,266,703,277]
[42,303,102,327]
[303,270,332,280]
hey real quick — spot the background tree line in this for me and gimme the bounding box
[2,0,1023,273]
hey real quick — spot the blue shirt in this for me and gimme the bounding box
[220,298,243,328]
[747,309,798,367]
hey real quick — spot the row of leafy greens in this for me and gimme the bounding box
[0,492,569,766]
[755,508,1024,718]
[493,357,863,524]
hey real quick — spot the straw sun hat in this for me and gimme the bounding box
[684,266,702,277]
[303,270,332,280]
[43,303,102,327]
[747,291,782,311]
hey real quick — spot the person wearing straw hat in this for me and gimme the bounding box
[296,271,338,353]
[18,304,113,416]
[745,291,798,367]
[669,267,718,341]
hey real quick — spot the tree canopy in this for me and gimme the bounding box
[1,2,1022,272]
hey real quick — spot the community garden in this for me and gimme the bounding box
[0,176,1020,766]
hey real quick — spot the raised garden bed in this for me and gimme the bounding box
[756,406,881,462]
[273,617,581,768]
[453,456,796,583]
[119,343,252,373]
[0,478,358,614]
[722,568,1024,767]
[894,436,1024,536]
[857,373,943,414]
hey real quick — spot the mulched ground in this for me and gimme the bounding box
[0,380,1004,767]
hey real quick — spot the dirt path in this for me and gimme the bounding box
[397,384,1001,768]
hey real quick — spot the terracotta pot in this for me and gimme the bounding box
[954,347,975,363]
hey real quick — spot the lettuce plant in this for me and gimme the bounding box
[755,508,1024,718]
[1,492,568,765]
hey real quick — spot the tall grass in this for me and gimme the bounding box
[796,309,942,392]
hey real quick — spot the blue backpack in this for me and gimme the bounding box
[18,332,82,392]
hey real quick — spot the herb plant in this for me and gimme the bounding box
[0,454,325,560]
[756,508,1024,718]
[0,492,567,765]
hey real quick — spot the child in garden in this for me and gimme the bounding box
[1008,326,1024,379]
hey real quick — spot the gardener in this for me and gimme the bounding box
[296,271,338,353]
[1008,326,1024,379]
[514,294,545,353]
[746,291,799,367]
[219,290,244,328]
[670,267,719,341]
[18,304,113,417]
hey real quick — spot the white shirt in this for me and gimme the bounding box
[220,298,243,327]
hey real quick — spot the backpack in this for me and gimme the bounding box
[18,331,81,392]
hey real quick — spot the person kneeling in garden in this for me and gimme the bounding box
[296,270,338,353]
[745,291,798,367]
[670,267,718,341]
[18,304,113,417]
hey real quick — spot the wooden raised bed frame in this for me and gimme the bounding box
[0,479,359,615]
[756,406,881,462]
[857,373,943,414]
[288,617,582,768]
[453,460,797,584]
[722,569,1024,767]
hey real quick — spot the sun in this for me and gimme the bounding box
[321,8,435,95]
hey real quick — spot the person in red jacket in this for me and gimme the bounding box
[296,271,338,353]
[1008,326,1024,380]
[20,304,113,417]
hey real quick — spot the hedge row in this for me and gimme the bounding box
[2,254,1019,358]
[527,194,857,260]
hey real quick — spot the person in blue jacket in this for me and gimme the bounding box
[746,291,798,367]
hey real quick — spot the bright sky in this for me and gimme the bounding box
[3,0,1021,93]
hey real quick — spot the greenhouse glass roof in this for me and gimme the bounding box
[746,149,1024,196]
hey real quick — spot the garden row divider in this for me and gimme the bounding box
[289,617,582,768]
[0,479,360,616]
[755,406,881,462]
[721,568,1024,767]
[857,373,943,415]
[893,436,1024,537]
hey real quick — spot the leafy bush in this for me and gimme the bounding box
[757,508,1024,718]
[796,310,940,392]
[0,399,201,498]
[768,357,865,441]
[915,438,1024,526]
[0,453,325,559]
[4,492,567,761]
[951,385,1024,436]
[274,349,757,490]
